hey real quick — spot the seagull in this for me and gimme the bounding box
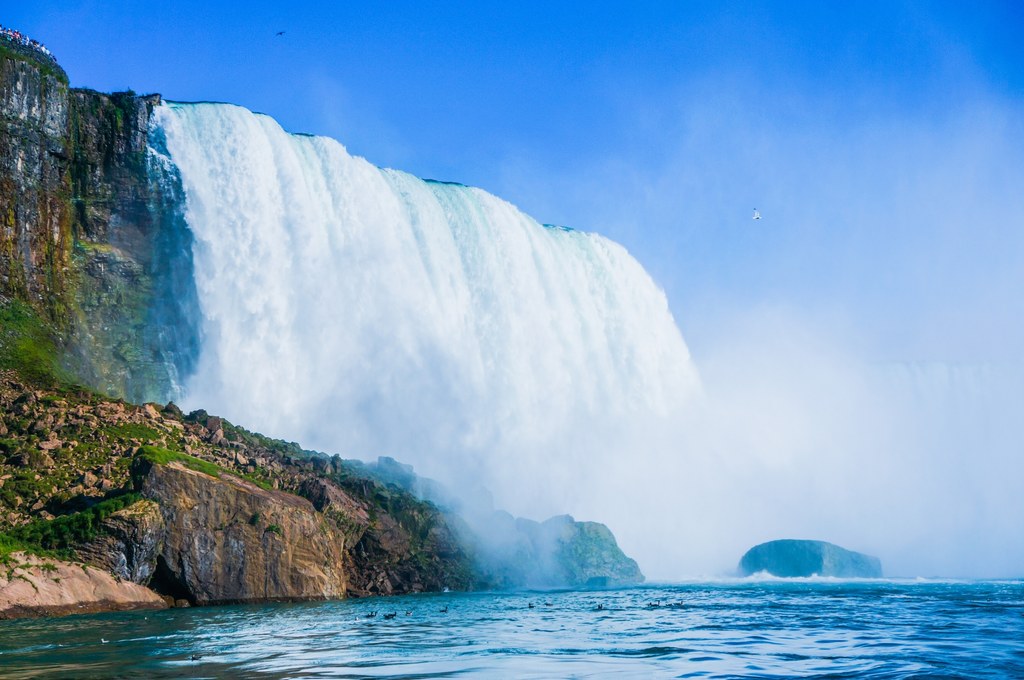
[101,638,109,644]
[752,209,762,220]
[275,31,286,37]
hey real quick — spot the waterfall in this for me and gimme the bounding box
[150,101,700,518]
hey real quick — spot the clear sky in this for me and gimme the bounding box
[7,0,1024,360]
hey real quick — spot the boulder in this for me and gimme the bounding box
[738,539,882,578]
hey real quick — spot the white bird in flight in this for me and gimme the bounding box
[752,209,762,220]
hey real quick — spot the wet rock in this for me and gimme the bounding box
[738,539,883,578]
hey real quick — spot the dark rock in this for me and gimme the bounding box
[162,402,183,419]
[738,539,883,578]
[135,457,348,605]
[2,45,199,401]
[76,499,165,583]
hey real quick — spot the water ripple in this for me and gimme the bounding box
[0,581,1022,678]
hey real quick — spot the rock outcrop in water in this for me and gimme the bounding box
[738,539,882,578]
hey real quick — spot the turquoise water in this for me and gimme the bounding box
[1,581,1022,678]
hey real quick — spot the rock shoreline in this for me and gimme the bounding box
[0,552,166,619]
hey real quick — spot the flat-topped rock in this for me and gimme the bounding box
[0,552,166,619]
[738,539,882,578]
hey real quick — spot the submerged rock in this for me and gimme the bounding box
[738,539,882,578]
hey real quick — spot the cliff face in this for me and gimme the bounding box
[0,551,165,620]
[0,370,476,612]
[0,45,198,403]
[134,460,348,605]
[0,42,71,318]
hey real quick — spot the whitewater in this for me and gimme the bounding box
[150,102,1024,580]
[152,101,699,523]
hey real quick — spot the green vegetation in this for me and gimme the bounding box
[265,524,282,536]
[137,445,221,478]
[136,445,273,491]
[0,299,72,387]
[0,42,69,85]
[0,492,141,559]
[103,422,163,443]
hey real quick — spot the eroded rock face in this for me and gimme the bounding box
[738,539,883,578]
[136,459,347,605]
[0,552,166,619]
[76,499,165,583]
[0,43,70,314]
[1,46,199,402]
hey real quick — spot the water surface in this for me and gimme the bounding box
[1,580,1022,678]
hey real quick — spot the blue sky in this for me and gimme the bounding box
[8,0,1024,359]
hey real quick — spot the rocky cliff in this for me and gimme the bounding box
[0,40,644,618]
[0,370,476,612]
[0,40,70,319]
[0,41,197,404]
[0,551,165,619]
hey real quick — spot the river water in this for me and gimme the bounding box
[1,580,1022,678]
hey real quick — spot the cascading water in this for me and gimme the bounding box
[147,102,1024,579]
[150,101,700,521]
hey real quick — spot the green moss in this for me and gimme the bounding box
[135,445,272,490]
[0,299,74,387]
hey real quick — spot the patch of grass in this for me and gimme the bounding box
[103,423,163,443]
[136,445,271,490]
[0,42,69,85]
[265,524,282,536]
[137,445,221,478]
